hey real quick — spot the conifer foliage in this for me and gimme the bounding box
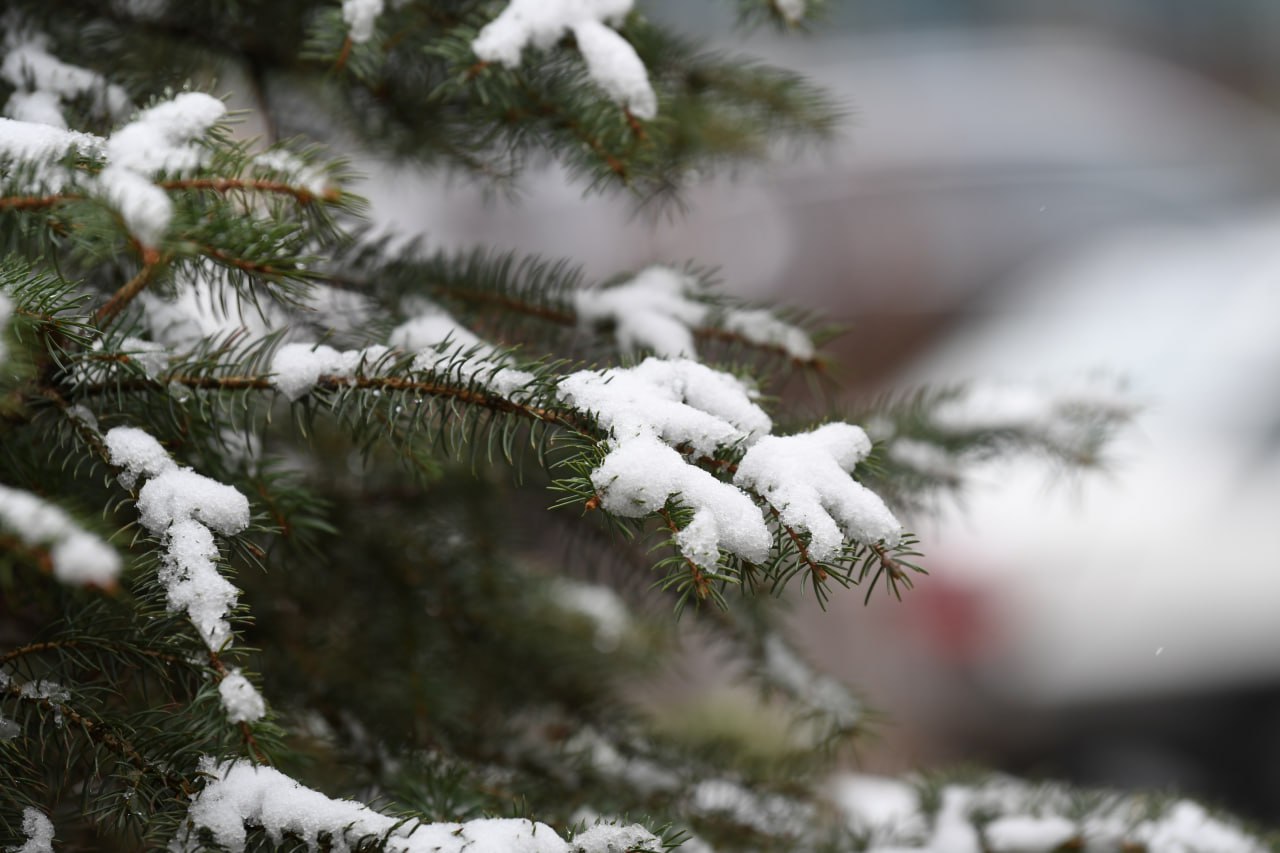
[0,1,1269,852]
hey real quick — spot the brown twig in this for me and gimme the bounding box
[159,177,340,205]
[0,193,78,211]
[4,679,191,793]
[768,506,827,583]
[0,639,183,668]
[658,507,709,599]
[95,251,163,326]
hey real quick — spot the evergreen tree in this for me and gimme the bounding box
[0,1,1269,851]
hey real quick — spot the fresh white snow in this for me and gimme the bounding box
[269,342,389,401]
[983,815,1077,852]
[104,425,250,650]
[342,0,385,44]
[2,33,130,129]
[218,669,267,724]
[774,0,807,25]
[571,822,660,852]
[574,266,814,360]
[721,307,815,361]
[0,116,103,190]
[575,267,707,358]
[472,0,657,119]
[389,307,534,398]
[174,757,655,853]
[827,774,1268,853]
[734,423,902,559]
[560,359,901,567]
[11,807,54,853]
[558,357,771,455]
[95,92,227,247]
[0,483,122,587]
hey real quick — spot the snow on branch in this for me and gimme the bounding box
[269,342,390,401]
[174,757,659,853]
[0,483,122,587]
[102,427,249,647]
[734,423,902,560]
[101,425,265,725]
[574,265,815,361]
[773,0,808,25]
[2,28,131,129]
[560,358,900,571]
[0,116,103,189]
[268,305,535,402]
[830,773,1268,853]
[10,806,54,853]
[390,306,535,397]
[95,93,227,249]
[472,0,658,120]
[341,0,384,44]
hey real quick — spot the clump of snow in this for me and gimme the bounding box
[95,92,227,247]
[552,579,631,652]
[2,32,131,129]
[565,19,657,120]
[1133,800,1266,853]
[721,307,815,361]
[575,267,707,358]
[0,713,19,740]
[774,0,807,24]
[574,267,814,361]
[175,757,644,853]
[11,807,54,853]
[342,0,384,44]
[594,434,771,567]
[0,116,103,191]
[735,423,901,559]
[830,776,1267,853]
[390,307,534,398]
[560,359,902,568]
[572,822,661,852]
[104,425,250,649]
[983,815,1077,852]
[0,483,122,587]
[269,342,389,401]
[218,668,266,724]
[560,358,776,567]
[473,0,657,119]
[829,774,927,841]
[104,425,177,489]
[559,357,771,454]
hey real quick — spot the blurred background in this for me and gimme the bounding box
[359,1,1280,826]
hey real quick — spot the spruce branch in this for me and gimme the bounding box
[2,678,191,794]
[95,253,164,325]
